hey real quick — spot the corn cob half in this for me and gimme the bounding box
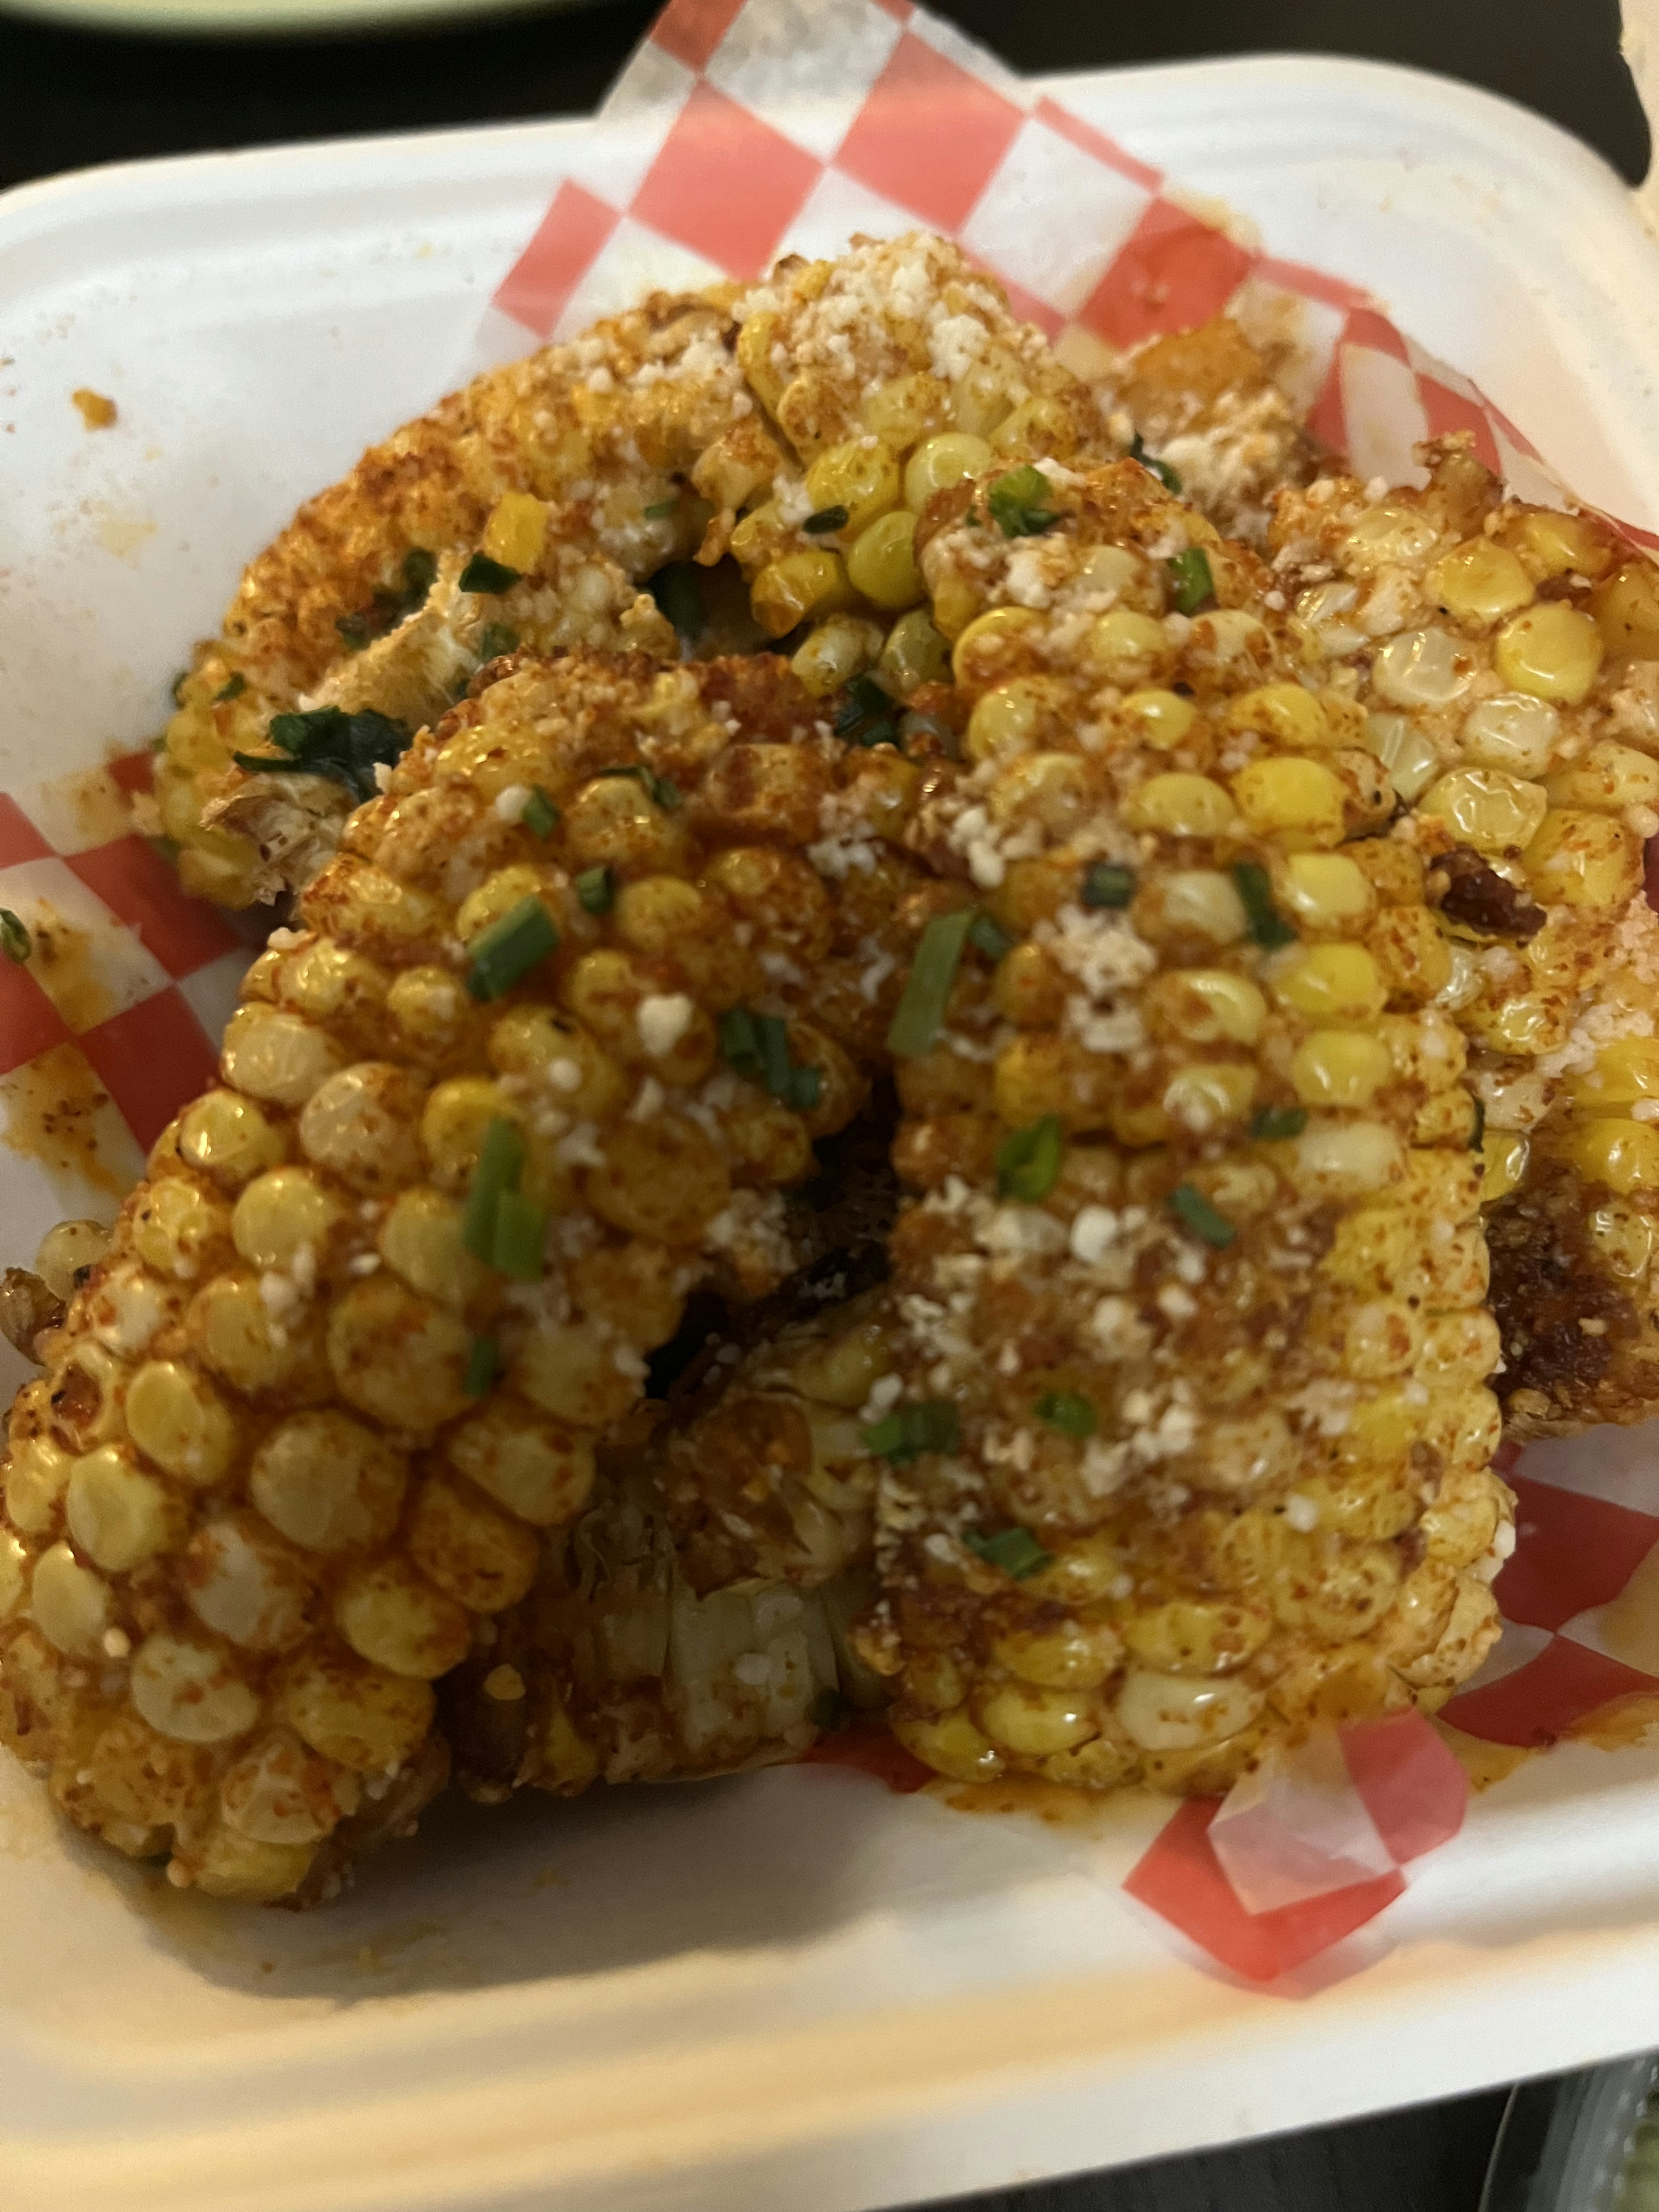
[845,458,1512,1794]
[0,646,952,1898]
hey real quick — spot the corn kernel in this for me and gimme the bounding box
[990,750,1093,836]
[1291,1030,1393,1107]
[446,1399,595,1526]
[1121,1600,1271,1676]
[1570,1118,1659,1195]
[1121,688,1198,748]
[231,1168,343,1274]
[1225,683,1329,747]
[1573,1035,1659,1107]
[1154,969,1267,1045]
[877,607,950,695]
[178,1091,287,1189]
[1429,540,1535,624]
[250,1409,407,1553]
[189,1272,325,1395]
[1295,1118,1403,1196]
[1419,768,1548,852]
[804,439,901,535]
[1371,627,1474,709]
[1150,870,1249,944]
[299,1063,424,1193]
[751,550,852,638]
[407,1475,540,1615]
[185,1514,312,1651]
[1479,1128,1529,1202]
[1494,601,1604,704]
[989,394,1076,458]
[273,1649,433,1772]
[952,605,1039,684]
[1232,754,1348,847]
[1363,711,1442,803]
[862,372,947,447]
[67,1444,183,1571]
[1588,1200,1656,1279]
[892,1708,1003,1782]
[1592,559,1659,658]
[989,1619,1123,1690]
[131,1631,261,1744]
[976,1681,1099,1756]
[1116,1668,1263,1751]
[903,431,993,512]
[1271,942,1386,1023]
[1368,905,1453,1004]
[334,1560,471,1679]
[845,509,922,611]
[512,1317,643,1429]
[30,1543,113,1658]
[1461,693,1560,776]
[1548,740,1659,813]
[789,613,885,699]
[482,492,549,573]
[326,1276,472,1432]
[1276,852,1373,930]
[1086,608,1170,684]
[1123,772,1239,837]
[1516,509,1616,582]
[378,1187,490,1308]
[1273,1543,1402,1640]
[1163,1062,1256,1131]
[964,678,1046,763]
[1524,808,1642,911]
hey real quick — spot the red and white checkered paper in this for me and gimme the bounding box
[8,0,1659,1988]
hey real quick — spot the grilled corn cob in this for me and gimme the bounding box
[1269,442,1659,1432]
[156,234,1121,910]
[0,646,954,1897]
[842,458,1511,1794]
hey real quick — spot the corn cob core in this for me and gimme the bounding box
[1270,442,1659,1433]
[846,461,1512,1793]
[0,647,958,1897]
[446,1294,895,1802]
[157,232,1125,909]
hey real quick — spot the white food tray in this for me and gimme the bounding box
[5,54,1659,2212]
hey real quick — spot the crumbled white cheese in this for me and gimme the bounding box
[637,993,694,1058]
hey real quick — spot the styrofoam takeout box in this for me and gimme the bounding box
[6,53,1659,2212]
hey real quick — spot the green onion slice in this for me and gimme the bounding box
[1082,861,1136,910]
[462,1118,526,1261]
[466,896,560,1002]
[1250,1105,1308,1142]
[964,1526,1053,1579]
[521,787,559,840]
[596,763,681,811]
[968,911,1016,962]
[491,1189,549,1282]
[214,672,247,703]
[862,1399,961,1463]
[575,864,615,915]
[804,505,849,535]
[1166,547,1215,615]
[986,465,1058,538]
[1230,861,1297,950]
[463,1335,499,1397]
[643,495,680,520]
[1036,1391,1097,1438]
[996,1114,1064,1204]
[1167,1183,1236,1248]
[719,1006,822,1111]
[0,909,32,965]
[887,909,974,1058]
[459,553,521,595]
[1130,432,1182,494]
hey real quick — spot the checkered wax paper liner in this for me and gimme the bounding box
[6,0,1659,1988]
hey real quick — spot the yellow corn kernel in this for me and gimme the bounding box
[512,1317,643,1429]
[131,1631,261,1744]
[129,1177,232,1281]
[1273,1543,1402,1640]
[447,1398,594,1526]
[689,421,785,511]
[1153,969,1267,1045]
[1336,1297,1420,1382]
[992,1034,1110,1133]
[184,1513,311,1651]
[407,1475,540,1615]
[1295,1118,1404,1197]
[1421,1310,1502,1390]
[1291,1030,1393,1107]
[845,509,922,611]
[976,1681,1099,1756]
[877,607,950,695]
[454,865,557,950]
[298,1064,424,1193]
[1573,1035,1659,1108]
[949,365,1017,437]
[334,1559,471,1680]
[727,501,781,571]
[990,750,1092,838]
[751,550,852,638]
[273,1649,433,1772]
[987,941,1064,1030]
[1570,1118,1659,1195]
[952,605,1039,684]
[1122,772,1239,838]
[219,1006,346,1112]
[1121,1599,1271,1676]
[1429,540,1535,624]
[1479,1128,1529,1202]
[189,1272,325,1395]
[734,311,784,410]
[1276,852,1373,930]
[903,431,993,512]
[804,439,902,535]
[892,1708,1003,1782]
[230,1168,343,1275]
[250,1409,407,1553]
[1588,1200,1656,1279]
[487,1007,626,1122]
[989,393,1076,458]
[1368,905,1452,1004]
[1593,558,1659,658]
[1419,767,1548,852]
[1516,509,1616,582]
[789,613,885,699]
[420,1077,514,1194]
[1086,608,1170,684]
[482,493,548,573]
[1362,711,1442,804]
[1163,1062,1256,1133]
[562,772,690,877]
[1232,754,1348,847]
[1225,683,1329,748]
[1116,1668,1263,1751]
[1524,808,1642,911]
[178,1091,287,1189]
[1462,989,1563,1057]
[124,1360,237,1486]
[385,966,471,1058]
[1548,740,1659,814]
[964,677,1047,763]
[1148,869,1249,944]
[1271,942,1386,1024]
[989,1619,1123,1691]
[30,1543,113,1657]
[327,1276,472,1432]
[1494,601,1604,704]
[378,1187,491,1308]
[861,371,947,447]
[1462,693,1560,776]
[1121,688,1197,749]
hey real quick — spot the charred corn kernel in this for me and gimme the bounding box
[231,1169,343,1274]
[250,1411,407,1553]
[1163,1062,1256,1131]
[1225,683,1328,747]
[1086,608,1169,683]
[178,1092,287,1188]
[976,1683,1098,1756]
[1479,1128,1529,1202]
[903,432,994,511]
[1516,509,1616,581]
[862,372,947,446]
[67,1446,184,1571]
[1363,711,1441,803]
[1592,558,1659,657]
[1570,1119,1659,1194]
[1547,740,1659,812]
[1271,942,1386,1024]
[1291,1030,1394,1107]
[1277,852,1372,928]
[845,510,922,610]
[1117,1669,1263,1751]
[1122,1600,1271,1676]
[789,613,885,698]
[1429,540,1534,623]
[751,550,851,637]
[1123,772,1239,837]
[1232,755,1347,846]
[132,1631,261,1743]
[804,439,901,535]
[952,605,1039,683]
[31,1544,112,1657]
[1524,808,1642,910]
[1121,689,1197,748]
[1154,969,1267,1045]
[1462,695,1561,776]
[877,607,950,694]
[482,491,549,572]
[1495,601,1604,704]
[446,1399,595,1525]
[1419,768,1548,852]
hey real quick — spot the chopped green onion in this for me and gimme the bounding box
[466,896,559,1002]
[596,763,681,811]
[1082,861,1136,910]
[459,553,521,595]
[834,674,899,748]
[235,705,411,803]
[491,1189,549,1282]
[787,1063,823,1112]
[1250,1106,1308,1142]
[1230,861,1297,950]
[1130,432,1182,494]
[887,908,974,1058]
[758,1013,794,1100]
[1166,547,1215,615]
[968,911,1016,962]
[986,464,1058,539]
[1470,1097,1487,1154]
[719,1006,820,1111]
[170,670,189,708]
[811,1687,852,1732]
[803,505,849,535]
[575,865,615,915]
[1036,1391,1096,1438]
[477,623,519,661]
[463,1335,499,1397]
[862,1399,961,1462]
[964,1526,1053,1579]
[650,562,705,640]
[719,1006,761,1081]
[0,909,31,965]
[521,787,559,840]
[400,547,438,597]
[336,549,441,652]
[643,495,680,520]
[462,1118,527,1261]
[1168,1182,1236,1248]
[213,672,247,703]
[996,1114,1064,1204]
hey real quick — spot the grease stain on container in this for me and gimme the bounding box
[0,1040,142,1204]
[91,505,155,560]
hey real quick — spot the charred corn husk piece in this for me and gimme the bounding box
[157,234,1119,909]
[1270,443,1659,1433]
[0,648,952,1899]
[445,1291,895,1801]
[846,460,1511,1795]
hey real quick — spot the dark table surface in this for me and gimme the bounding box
[0,0,1647,2204]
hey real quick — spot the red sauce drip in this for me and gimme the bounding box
[802,1719,933,1794]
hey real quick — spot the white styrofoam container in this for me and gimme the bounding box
[6,54,1659,2212]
